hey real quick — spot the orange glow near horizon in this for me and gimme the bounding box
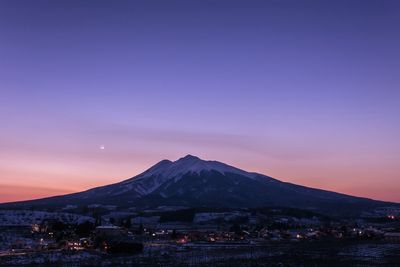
[1,152,399,204]
[0,184,74,203]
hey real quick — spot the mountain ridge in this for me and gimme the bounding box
[1,155,398,216]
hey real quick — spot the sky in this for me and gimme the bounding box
[0,0,399,203]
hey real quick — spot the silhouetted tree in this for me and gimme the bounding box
[94,214,102,227]
[230,223,241,234]
[138,223,144,234]
[76,221,94,237]
[52,220,66,232]
[171,229,178,240]
[122,218,132,229]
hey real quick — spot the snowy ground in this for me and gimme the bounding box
[0,251,101,266]
[1,241,400,266]
[0,210,94,225]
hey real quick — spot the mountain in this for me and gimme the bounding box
[1,155,397,216]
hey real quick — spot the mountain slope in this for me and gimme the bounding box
[1,155,397,216]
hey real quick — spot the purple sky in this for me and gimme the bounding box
[1,0,399,203]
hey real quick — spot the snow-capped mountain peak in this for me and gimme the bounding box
[115,155,258,196]
[138,154,256,180]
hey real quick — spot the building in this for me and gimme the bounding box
[95,226,126,238]
[95,226,143,253]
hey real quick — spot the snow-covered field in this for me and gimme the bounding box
[1,241,400,266]
[0,251,101,266]
[193,211,250,223]
[0,210,94,225]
